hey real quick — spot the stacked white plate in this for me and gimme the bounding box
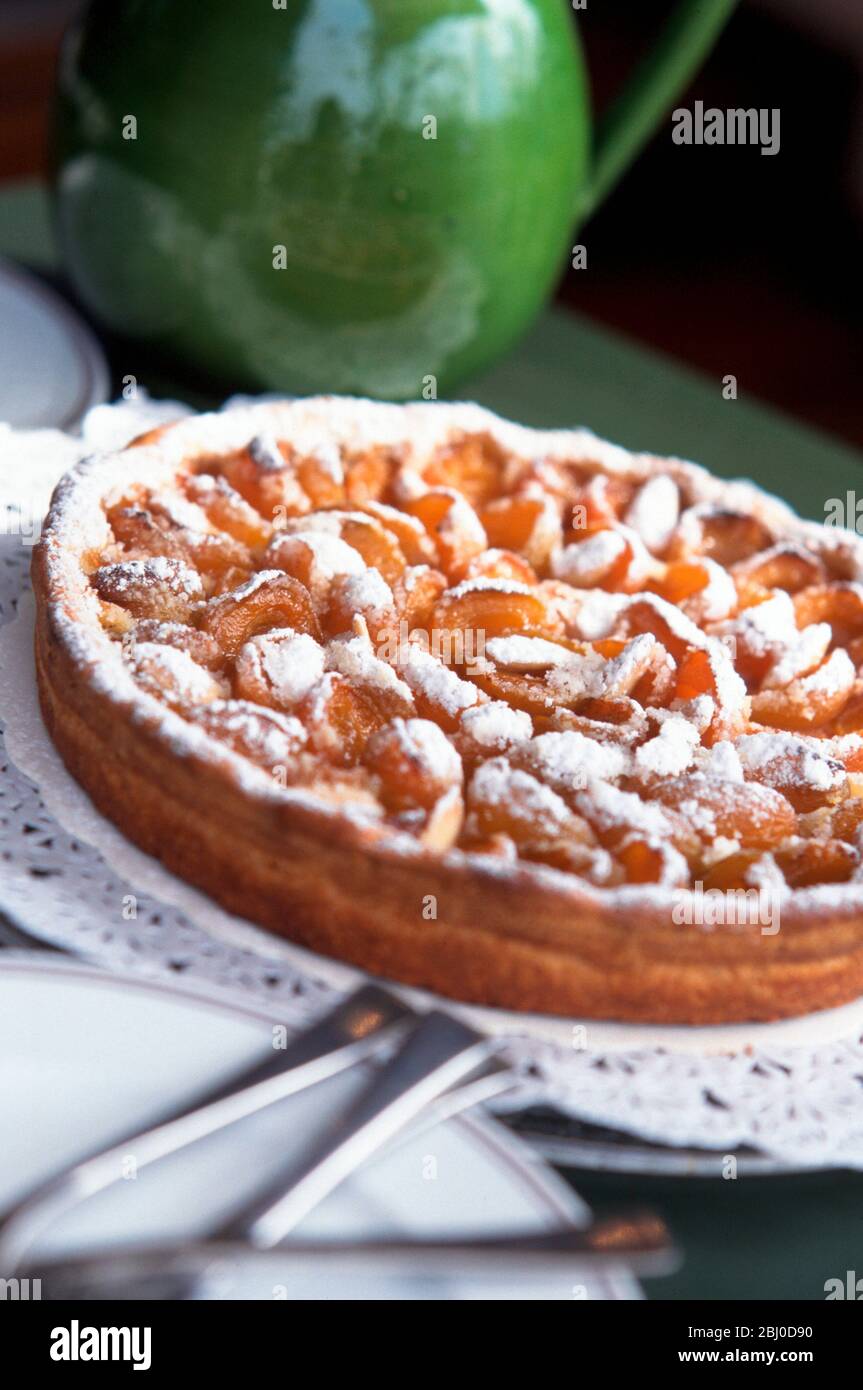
[0,956,639,1300]
[0,259,109,430]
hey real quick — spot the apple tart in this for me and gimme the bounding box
[32,399,863,1022]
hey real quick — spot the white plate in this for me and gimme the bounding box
[0,260,110,430]
[0,956,638,1300]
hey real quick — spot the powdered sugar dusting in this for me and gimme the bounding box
[635,715,700,778]
[389,717,463,785]
[737,731,844,793]
[552,530,627,586]
[269,531,365,604]
[96,556,203,599]
[34,391,863,916]
[244,630,325,706]
[469,758,575,838]
[486,635,571,671]
[446,576,535,601]
[130,642,222,705]
[625,474,679,554]
[399,646,483,717]
[578,781,673,838]
[524,731,629,788]
[326,633,413,703]
[460,701,532,749]
[331,569,394,624]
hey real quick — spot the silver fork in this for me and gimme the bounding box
[214,1007,507,1247]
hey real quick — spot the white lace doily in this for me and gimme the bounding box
[4,398,863,1171]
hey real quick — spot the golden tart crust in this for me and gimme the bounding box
[31,398,863,1023]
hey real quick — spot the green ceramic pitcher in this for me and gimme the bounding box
[53,0,738,399]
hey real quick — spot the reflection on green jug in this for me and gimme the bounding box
[53,0,738,399]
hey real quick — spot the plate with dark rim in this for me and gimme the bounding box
[0,953,641,1300]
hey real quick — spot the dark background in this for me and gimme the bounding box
[1,0,861,445]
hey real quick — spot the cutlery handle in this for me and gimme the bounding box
[0,985,411,1273]
[278,1212,677,1273]
[32,1213,678,1300]
[217,1011,499,1247]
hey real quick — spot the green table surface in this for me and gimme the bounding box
[3,179,863,1301]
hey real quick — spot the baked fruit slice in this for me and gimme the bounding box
[32,398,863,1023]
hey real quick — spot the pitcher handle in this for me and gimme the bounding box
[581,0,740,221]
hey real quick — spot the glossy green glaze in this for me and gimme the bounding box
[53,0,736,398]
